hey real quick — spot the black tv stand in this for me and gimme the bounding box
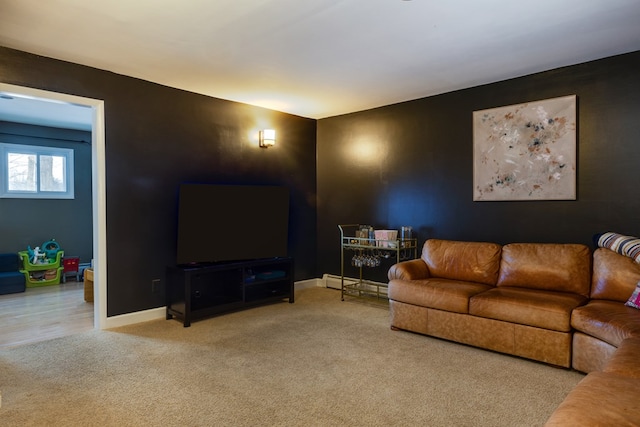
[166,257,294,327]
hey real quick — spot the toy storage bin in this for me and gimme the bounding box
[18,251,64,287]
[22,267,64,288]
[18,251,64,270]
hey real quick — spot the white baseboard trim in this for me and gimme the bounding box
[295,278,324,289]
[103,307,166,329]
[102,278,327,329]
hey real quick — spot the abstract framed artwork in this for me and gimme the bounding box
[473,95,577,201]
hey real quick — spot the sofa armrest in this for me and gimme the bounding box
[388,259,430,281]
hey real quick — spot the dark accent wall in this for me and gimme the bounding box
[318,51,640,282]
[3,44,638,312]
[0,121,93,262]
[0,46,317,317]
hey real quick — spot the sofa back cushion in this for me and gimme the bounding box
[421,239,502,286]
[591,248,640,301]
[496,243,591,297]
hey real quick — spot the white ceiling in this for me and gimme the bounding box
[0,93,93,131]
[1,0,640,125]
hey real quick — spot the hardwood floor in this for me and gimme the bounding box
[0,281,94,349]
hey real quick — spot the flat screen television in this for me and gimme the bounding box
[176,184,290,265]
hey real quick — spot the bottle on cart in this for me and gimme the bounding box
[401,226,413,247]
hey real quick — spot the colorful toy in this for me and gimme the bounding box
[27,246,46,264]
[42,239,61,260]
[26,239,62,264]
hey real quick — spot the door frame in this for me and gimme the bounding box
[0,82,108,329]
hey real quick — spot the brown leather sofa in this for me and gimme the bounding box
[545,248,640,426]
[388,239,592,367]
[545,337,640,426]
[388,239,640,425]
[571,247,640,372]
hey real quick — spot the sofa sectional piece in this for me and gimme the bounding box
[545,250,640,424]
[545,337,640,426]
[571,247,640,372]
[388,237,640,424]
[388,239,591,367]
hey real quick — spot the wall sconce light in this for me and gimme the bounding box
[259,129,276,148]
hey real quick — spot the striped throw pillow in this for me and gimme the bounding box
[596,232,640,264]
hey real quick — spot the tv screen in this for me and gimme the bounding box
[176,184,290,265]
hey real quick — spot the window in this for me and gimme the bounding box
[0,142,74,199]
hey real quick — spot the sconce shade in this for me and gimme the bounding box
[259,129,276,147]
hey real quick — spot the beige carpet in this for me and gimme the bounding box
[0,287,583,426]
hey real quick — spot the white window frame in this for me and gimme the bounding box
[0,142,75,199]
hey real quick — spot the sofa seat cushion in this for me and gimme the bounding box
[545,372,640,426]
[0,271,26,295]
[469,287,587,332]
[388,278,492,314]
[571,300,640,347]
[603,337,640,379]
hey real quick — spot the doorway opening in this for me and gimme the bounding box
[0,82,107,335]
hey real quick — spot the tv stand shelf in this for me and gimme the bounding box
[166,257,294,327]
